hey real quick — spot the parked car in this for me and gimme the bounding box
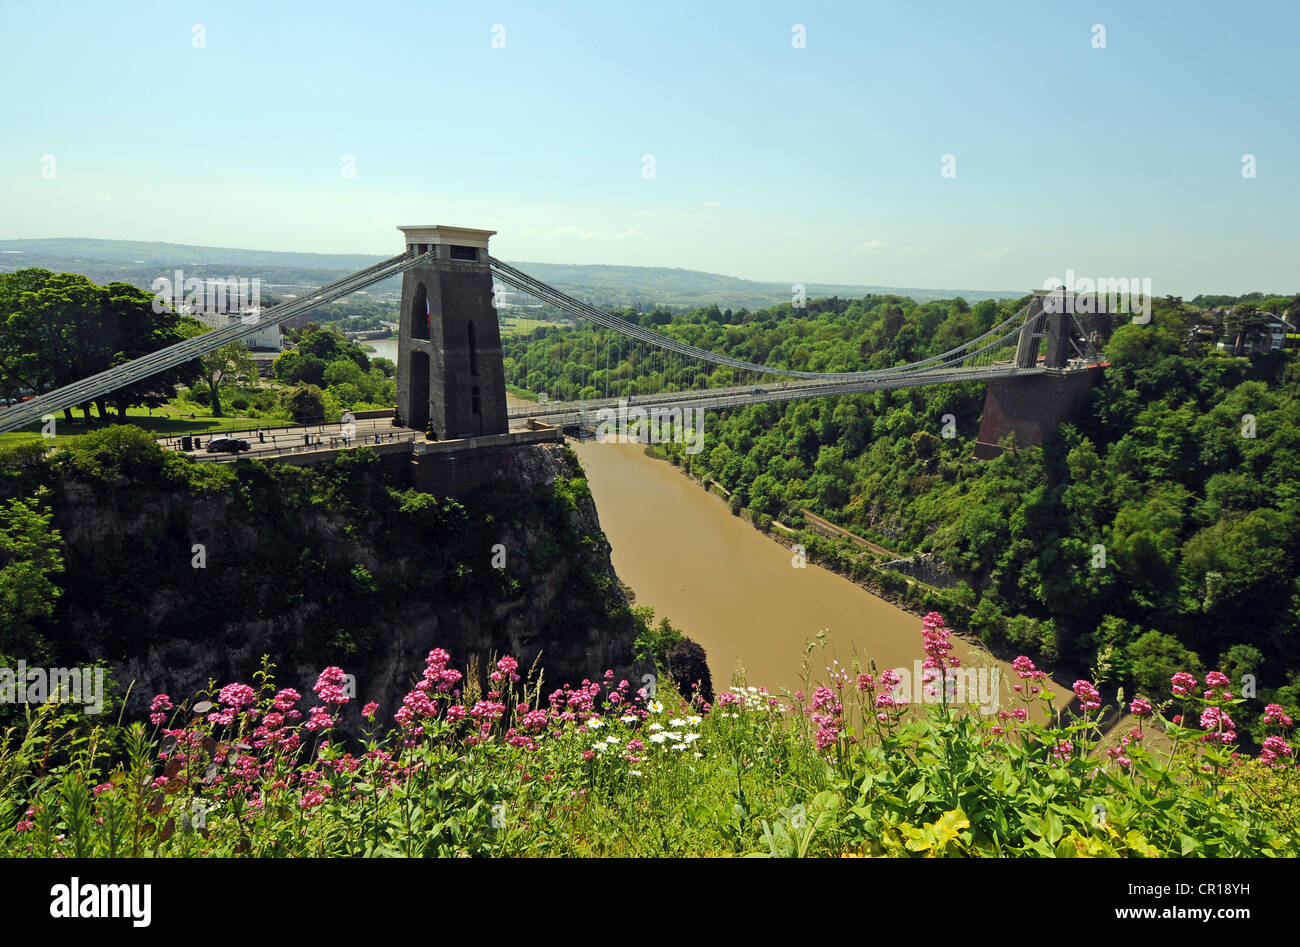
[206,436,251,454]
[750,386,765,395]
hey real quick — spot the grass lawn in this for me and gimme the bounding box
[498,316,568,338]
[0,402,290,446]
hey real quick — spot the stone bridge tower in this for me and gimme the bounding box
[396,225,509,439]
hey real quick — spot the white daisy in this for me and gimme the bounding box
[649,732,668,744]
[587,717,604,729]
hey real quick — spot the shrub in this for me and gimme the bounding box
[666,638,714,707]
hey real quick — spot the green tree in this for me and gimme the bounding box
[188,339,258,417]
[1126,630,1202,698]
[0,490,63,665]
[284,384,327,424]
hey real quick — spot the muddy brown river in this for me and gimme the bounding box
[572,439,1022,704]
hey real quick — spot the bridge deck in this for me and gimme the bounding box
[508,363,1061,425]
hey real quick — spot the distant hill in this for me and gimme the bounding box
[0,238,1021,311]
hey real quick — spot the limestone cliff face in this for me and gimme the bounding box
[47,443,650,733]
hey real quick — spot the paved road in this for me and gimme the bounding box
[159,416,416,462]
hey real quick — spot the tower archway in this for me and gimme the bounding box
[410,283,430,340]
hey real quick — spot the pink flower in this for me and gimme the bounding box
[1012,656,1047,682]
[1171,672,1197,697]
[920,613,955,678]
[1199,706,1236,744]
[1204,671,1230,688]
[362,702,379,720]
[1051,740,1073,761]
[300,790,327,810]
[1072,680,1101,712]
[304,706,335,732]
[856,673,875,692]
[496,655,521,683]
[1129,697,1153,718]
[313,667,351,706]
[1263,704,1293,728]
[218,683,257,709]
[1260,736,1293,765]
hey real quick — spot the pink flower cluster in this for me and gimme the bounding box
[1072,680,1101,713]
[489,655,520,684]
[1259,735,1294,767]
[921,612,958,679]
[1263,703,1293,728]
[313,667,351,707]
[1203,671,1234,701]
[1171,672,1197,697]
[208,682,258,727]
[810,686,843,753]
[1198,706,1236,745]
[149,694,173,726]
[393,649,469,740]
[1010,656,1046,697]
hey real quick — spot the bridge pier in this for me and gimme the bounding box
[974,366,1102,459]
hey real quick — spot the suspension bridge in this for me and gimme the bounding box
[0,225,1106,460]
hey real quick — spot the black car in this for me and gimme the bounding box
[206,436,251,454]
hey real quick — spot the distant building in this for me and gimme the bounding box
[1215,311,1295,355]
[186,306,283,352]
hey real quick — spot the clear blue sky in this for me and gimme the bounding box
[2,0,1296,296]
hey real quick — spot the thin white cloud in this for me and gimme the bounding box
[703,200,721,208]
[854,240,885,251]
